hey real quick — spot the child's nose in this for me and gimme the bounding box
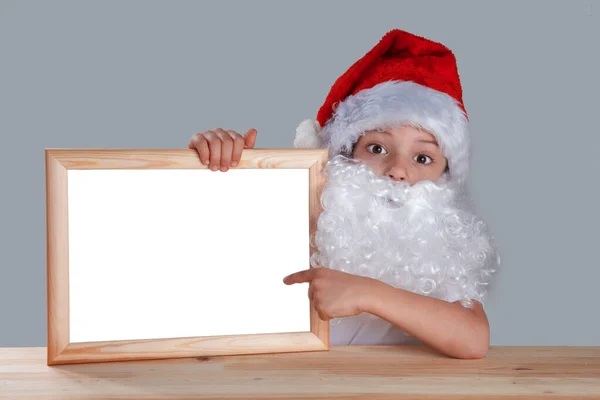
[387,157,409,182]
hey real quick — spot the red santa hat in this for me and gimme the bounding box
[294,29,471,185]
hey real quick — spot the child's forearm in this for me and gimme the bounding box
[362,280,490,359]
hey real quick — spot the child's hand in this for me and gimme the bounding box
[283,267,381,321]
[188,128,258,172]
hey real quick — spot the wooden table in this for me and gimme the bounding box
[1,346,599,399]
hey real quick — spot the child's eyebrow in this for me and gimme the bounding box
[373,130,439,146]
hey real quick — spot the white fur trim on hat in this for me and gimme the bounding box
[319,80,471,185]
[294,118,323,148]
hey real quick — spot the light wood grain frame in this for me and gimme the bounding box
[45,148,330,365]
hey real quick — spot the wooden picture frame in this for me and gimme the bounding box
[45,148,330,365]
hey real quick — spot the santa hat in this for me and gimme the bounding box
[294,29,471,185]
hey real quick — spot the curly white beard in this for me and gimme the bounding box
[310,154,500,318]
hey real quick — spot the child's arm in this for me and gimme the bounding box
[363,280,490,359]
[284,267,490,359]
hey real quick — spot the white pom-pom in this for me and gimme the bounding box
[293,119,322,148]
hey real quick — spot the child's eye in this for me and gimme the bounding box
[413,154,432,165]
[367,144,387,155]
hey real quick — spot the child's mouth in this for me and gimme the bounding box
[385,196,403,207]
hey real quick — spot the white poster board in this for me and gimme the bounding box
[45,148,329,365]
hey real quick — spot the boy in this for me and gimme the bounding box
[188,29,499,359]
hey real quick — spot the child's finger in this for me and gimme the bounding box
[190,135,210,166]
[308,282,316,300]
[244,128,257,148]
[214,129,233,171]
[228,130,245,167]
[283,269,314,285]
[207,133,222,172]
[316,306,331,321]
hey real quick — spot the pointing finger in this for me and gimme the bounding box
[283,269,315,285]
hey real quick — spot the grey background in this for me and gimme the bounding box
[1,0,598,347]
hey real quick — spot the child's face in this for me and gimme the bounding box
[351,124,448,185]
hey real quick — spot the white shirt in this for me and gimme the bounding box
[330,314,423,345]
[330,291,465,346]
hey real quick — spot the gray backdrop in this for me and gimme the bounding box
[1,0,598,347]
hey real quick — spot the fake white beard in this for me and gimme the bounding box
[310,154,500,315]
